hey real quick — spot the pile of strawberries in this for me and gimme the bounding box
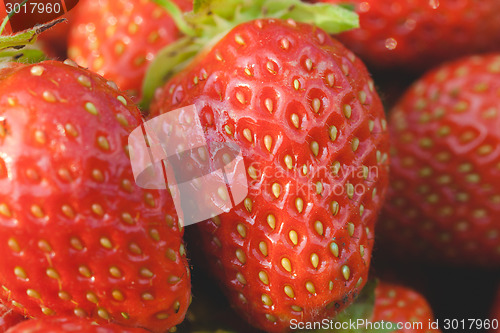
[0,0,499,332]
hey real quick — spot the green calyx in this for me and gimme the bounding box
[187,0,359,37]
[0,47,46,64]
[141,0,359,108]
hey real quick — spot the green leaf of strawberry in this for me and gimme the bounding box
[332,279,378,330]
[141,0,359,108]
[0,18,64,51]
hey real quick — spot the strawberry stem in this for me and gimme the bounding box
[141,0,359,108]
[0,18,60,65]
[0,18,64,51]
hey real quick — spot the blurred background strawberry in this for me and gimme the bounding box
[68,0,192,102]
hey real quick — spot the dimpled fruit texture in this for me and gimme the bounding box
[315,0,500,70]
[381,54,500,266]
[373,282,441,333]
[68,0,192,101]
[150,19,389,332]
[0,61,190,333]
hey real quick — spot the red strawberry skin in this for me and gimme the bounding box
[5,317,148,333]
[0,61,190,332]
[68,0,192,101]
[0,304,24,332]
[373,282,441,333]
[151,18,389,332]
[381,54,500,266]
[313,0,500,70]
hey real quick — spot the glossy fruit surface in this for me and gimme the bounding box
[68,0,191,101]
[151,18,389,332]
[373,282,441,333]
[381,53,500,266]
[0,60,190,333]
[314,0,500,71]
[5,317,148,333]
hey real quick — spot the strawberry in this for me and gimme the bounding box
[372,282,440,333]
[5,317,148,333]
[380,53,500,266]
[149,11,389,332]
[312,0,500,71]
[0,303,24,332]
[0,60,190,332]
[67,0,192,101]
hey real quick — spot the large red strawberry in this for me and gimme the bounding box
[149,7,389,332]
[5,317,148,333]
[68,0,192,101]
[0,60,190,332]
[312,0,500,71]
[372,282,440,333]
[380,53,500,266]
[0,303,24,332]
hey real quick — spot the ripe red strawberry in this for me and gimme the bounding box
[312,0,500,71]
[381,53,500,266]
[0,304,24,332]
[5,317,148,333]
[0,60,190,332]
[372,282,440,333]
[68,0,192,101]
[150,18,389,332]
